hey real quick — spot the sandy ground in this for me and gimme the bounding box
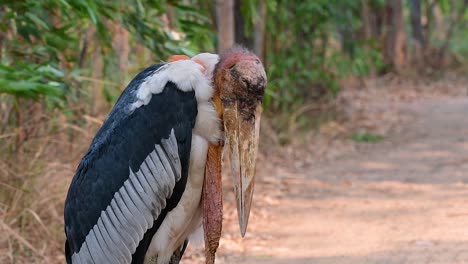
[211,95,468,264]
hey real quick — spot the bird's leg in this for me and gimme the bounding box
[202,143,223,264]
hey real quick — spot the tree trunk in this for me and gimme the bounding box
[361,1,373,40]
[369,1,384,39]
[111,21,130,82]
[234,0,253,49]
[253,0,266,61]
[166,5,176,29]
[382,0,406,72]
[433,5,446,42]
[409,0,425,46]
[409,0,424,67]
[424,0,437,48]
[91,32,103,116]
[216,0,235,53]
[338,27,356,58]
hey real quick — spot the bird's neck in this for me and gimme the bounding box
[212,88,223,120]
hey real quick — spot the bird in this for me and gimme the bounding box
[63,48,267,264]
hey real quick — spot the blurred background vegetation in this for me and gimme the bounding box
[0,0,466,263]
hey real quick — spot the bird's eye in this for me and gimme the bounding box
[241,77,248,85]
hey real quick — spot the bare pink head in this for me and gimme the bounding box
[213,48,267,237]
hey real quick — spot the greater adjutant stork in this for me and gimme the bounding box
[64,48,267,264]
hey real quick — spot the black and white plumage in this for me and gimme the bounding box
[64,54,222,264]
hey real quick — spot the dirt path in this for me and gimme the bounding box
[218,96,468,263]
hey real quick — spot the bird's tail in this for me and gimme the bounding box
[65,239,72,264]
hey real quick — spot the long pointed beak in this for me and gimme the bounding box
[224,101,262,237]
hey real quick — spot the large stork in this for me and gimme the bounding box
[64,48,267,264]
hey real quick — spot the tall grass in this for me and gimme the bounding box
[0,96,106,263]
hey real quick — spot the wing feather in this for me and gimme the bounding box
[110,199,140,246]
[146,151,172,199]
[100,212,131,263]
[106,204,138,251]
[94,224,120,264]
[123,180,153,225]
[116,191,146,236]
[128,170,155,210]
[87,229,110,263]
[64,63,198,264]
[161,130,182,178]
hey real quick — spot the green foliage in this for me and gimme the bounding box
[350,132,384,143]
[1,0,466,118]
[262,0,384,111]
[0,0,213,107]
[437,0,468,64]
[0,64,67,107]
[172,3,216,54]
[451,25,468,63]
[1,1,76,104]
[121,1,213,56]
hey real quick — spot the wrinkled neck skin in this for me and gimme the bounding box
[188,52,224,264]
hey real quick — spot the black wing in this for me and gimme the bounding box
[64,63,197,264]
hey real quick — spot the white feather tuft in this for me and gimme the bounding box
[193,102,221,144]
[188,225,204,247]
[191,53,219,79]
[131,56,219,110]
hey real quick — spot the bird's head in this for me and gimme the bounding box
[214,48,267,236]
[167,49,267,237]
[214,48,267,111]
